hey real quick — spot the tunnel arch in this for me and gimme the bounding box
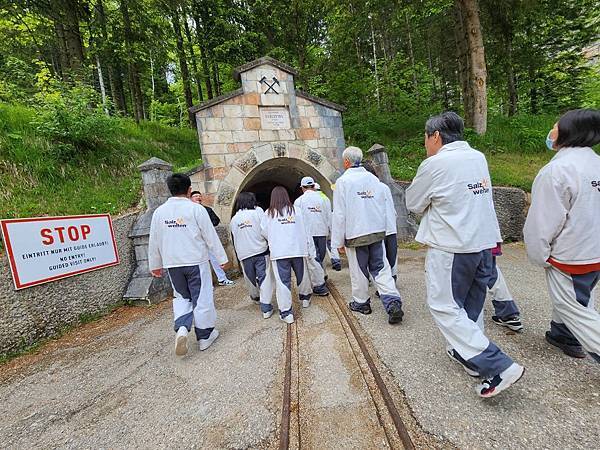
[213,142,339,220]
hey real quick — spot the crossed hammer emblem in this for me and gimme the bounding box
[260,76,280,94]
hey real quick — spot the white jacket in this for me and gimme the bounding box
[230,207,269,261]
[405,141,502,253]
[260,207,312,260]
[294,190,331,237]
[382,183,397,236]
[524,147,600,266]
[331,166,388,249]
[148,197,227,270]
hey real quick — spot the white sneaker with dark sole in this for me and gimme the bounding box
[218,280,235,286]
[199,329,220,351]
[302,299,311,308]
[492,315,523,332]
[281,314,294,324]
[447,348,480,377]
[477,363,525,398]
[263,310,274,319]
[175,326,188,356]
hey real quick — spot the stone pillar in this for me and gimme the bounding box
[367,144,417,241]
[123,157,173,305]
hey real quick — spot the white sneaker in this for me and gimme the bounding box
[218,279,235,286]
[263,309,274,319]
[302,299,311,308]
[199,329,220,351]
[477,363,525,398]
[175,326,188,356]
[281,314,294,324]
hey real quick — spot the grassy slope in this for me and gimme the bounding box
[0,103,200,220]
[346,112,559,191]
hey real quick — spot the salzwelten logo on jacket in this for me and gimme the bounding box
[356,190,374,199]
[165,218,187,228]
[592,180,600,192]
[467,178,490,195]
[307,206,322,213]
[238,220,253,229]
[277,216,296,225]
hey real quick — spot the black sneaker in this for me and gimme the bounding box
[492,315,523,332]
[545,331,586,358]
[331,259,342,271]
[477,363,525,398]
[387,303,404,324]
[349,301,372,315]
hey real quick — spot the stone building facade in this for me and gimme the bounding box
[188,56,346,222]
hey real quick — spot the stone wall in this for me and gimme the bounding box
[0,211,138,355]
[395,181,529,241]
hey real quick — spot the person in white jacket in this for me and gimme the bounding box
[524,108,600,363]
[331,146,404,325]
[406,112,524,398]
[316,183,341,271]
[261,186,314,324]
[294,176,330,296]
[230,192,275,319]
[149,173,229,356]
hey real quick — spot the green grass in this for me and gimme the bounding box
[0,103,200,220]
[348,111,562,191]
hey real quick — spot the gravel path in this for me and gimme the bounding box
[329,244,600,449]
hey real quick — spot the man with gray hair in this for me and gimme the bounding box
[331,146,404,324]
[406,111,524,398]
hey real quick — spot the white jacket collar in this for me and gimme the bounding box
[438,140,471,154]
[551,146,594,161]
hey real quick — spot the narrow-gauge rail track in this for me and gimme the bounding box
[277,281,416,450]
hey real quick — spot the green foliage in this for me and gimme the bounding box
[0,102,199,220]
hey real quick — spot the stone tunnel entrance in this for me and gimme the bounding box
[234,157,334,213]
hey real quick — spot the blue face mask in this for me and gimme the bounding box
[546,131,555,151]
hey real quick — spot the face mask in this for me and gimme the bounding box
[546,131,555,151]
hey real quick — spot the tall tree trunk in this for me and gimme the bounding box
[506,40,517,116]
[171,7,195,127]
[405,12,419,103]
[53,21,69,80]
[192,14,213,99]
[453,4,473,125]
[96,54,109,115]
[212,61,220,97]
[426,34,438,101]
[120,0,143,122]
[455,0,487,134]
[529,65,538,114]
[182,11,204,102]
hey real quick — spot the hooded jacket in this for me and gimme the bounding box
[405,141,502,253]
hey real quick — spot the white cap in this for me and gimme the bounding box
[301,176,315,187]
[314,183,321,190]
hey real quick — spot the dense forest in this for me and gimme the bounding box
[1,0,598,132]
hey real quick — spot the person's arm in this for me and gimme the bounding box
[194,205,228,266]
[523,167,569,266]
[331,180,346,250]
[405,159,434,215]
[323,196,332,237]
[148,211,163,276]
[206,206,220,227]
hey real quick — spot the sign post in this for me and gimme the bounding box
[1,214,119,290]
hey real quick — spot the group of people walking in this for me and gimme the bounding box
[148,107,600,399]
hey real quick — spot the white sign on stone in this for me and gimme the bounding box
[260,107,291,130]
[1,214,119,290]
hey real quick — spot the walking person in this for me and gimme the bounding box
[316,182,341,271]
[261,186,314,324]
[488,244,523,331]
[406,112,524,398]
[331,146,404,324]
[524,108,600,362]
[149,174,229,356]
[294,176,329,295]
[230,192,276,319]
[190,191,235,286]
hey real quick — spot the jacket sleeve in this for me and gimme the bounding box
[384,184,397,234]
[405,159,433,215]
[523,167,569,266]
[331,180,346,249]
[323,196,332,236]
[148,210,163,271]
[206,207,221,227]
[195,205,228,265]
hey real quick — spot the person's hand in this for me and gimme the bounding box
[151,269,163,278]
[220,261,232,270]
[338,247,346,255]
